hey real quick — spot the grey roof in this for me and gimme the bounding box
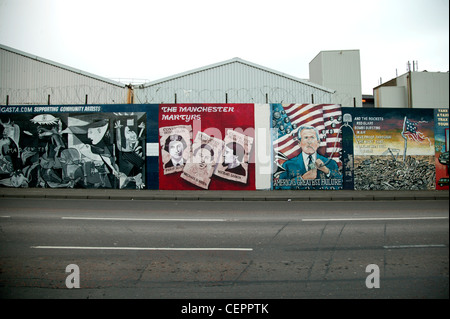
[140,57,335,93]
[0,43,126,88]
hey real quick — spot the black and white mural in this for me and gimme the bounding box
[0,112,146,189]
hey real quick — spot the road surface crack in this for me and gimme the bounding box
[271,222,290,241]
[234,260,253,283]
[324,223,346,277]
[135,263,150,284]
[307,222,327,284]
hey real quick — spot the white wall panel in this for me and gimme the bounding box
[254,103,272,190]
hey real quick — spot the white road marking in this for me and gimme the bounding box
[62,217,231,222]
[30,246,253,251]
[302,217,449,222]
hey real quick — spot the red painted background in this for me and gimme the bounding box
[158,104,255,190]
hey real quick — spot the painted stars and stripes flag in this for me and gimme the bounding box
[402,117,431,145]
[272,103,343,167]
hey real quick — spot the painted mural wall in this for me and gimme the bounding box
[271,104,343,190]
[341,108,437,191]
[0,105,154,189]
[157,104,255,190]
[0,103,448,191]
[434,108,449,190]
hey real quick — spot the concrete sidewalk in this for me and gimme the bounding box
[0,187,448,201]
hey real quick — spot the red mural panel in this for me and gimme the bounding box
[158,104,255,190]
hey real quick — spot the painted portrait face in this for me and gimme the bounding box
[10,172,27,187]
[169,140,184,160]
[87,123,108,145]
[224,146,235,164]
[2,123,15,140]
[195,148,213,166]
[299,128,320,155]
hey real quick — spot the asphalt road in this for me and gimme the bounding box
[0,197,448,300]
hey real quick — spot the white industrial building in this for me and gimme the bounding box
[0,44,128,105]
[134,57,335,104]
[309,49,363,107]
[374,70,449,109]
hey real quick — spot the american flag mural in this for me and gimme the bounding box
[272,103,343,167]
[402,117,432,146]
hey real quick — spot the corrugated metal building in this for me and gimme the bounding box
[374,70,449,108]
[134,58,335,104]
[1,45,336,105]
[0,44,128,105]
[309,50,362,107]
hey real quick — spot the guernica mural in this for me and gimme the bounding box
[0,103,448,191]
[0,109,147,189]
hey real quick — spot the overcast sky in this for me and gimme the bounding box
[0,0,448,94]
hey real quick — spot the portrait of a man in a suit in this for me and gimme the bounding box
[278,126,341,187]
[222,142,246,176]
